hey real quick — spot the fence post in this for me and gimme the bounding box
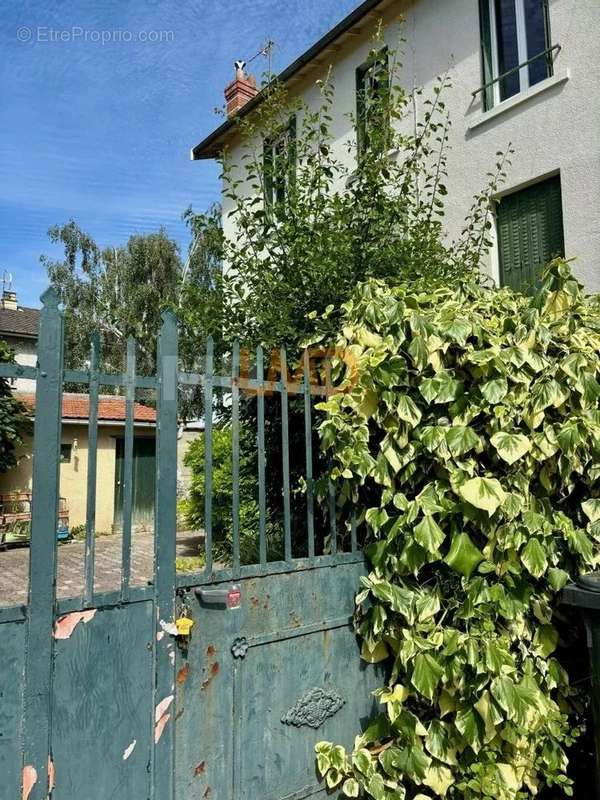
[21,288,64,799]
[153,310,178,800]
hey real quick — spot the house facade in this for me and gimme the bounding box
[0,393,157,533]
[0,289,39,391]
[192,0,600,293]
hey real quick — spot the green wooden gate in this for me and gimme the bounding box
[0,290,381,800]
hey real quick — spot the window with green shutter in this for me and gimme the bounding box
[497,174,564,292]
[356,48,390,157]
[263,115,297,213]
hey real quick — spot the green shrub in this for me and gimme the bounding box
[182,426,281,564]
[0,339,30,473]
[314,260,600,798]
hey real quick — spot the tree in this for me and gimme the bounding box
[181,29,509,352]
[180,31,511,559]
[42,221,182,376]
[0,340,31,473]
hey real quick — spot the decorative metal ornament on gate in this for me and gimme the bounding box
[281,687,345,729]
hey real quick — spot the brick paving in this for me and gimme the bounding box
[0,530,203,608]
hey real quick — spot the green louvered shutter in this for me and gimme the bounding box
[497,175,564,292]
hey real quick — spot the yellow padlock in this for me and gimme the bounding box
[175,615,194,637]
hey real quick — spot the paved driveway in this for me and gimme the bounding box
[0,530,202,607]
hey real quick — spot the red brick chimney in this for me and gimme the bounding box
[224,60,258,116]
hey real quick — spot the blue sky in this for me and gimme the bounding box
[0,0,358,306]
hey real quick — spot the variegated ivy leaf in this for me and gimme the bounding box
[425,720,458,766]
[582,498,600,523]
[533,624,559,658]
[542,288,572,319]
[419,377,441,404]
[397,395,422,427]
[413,516,445,554]
[531,378,568,412]
[444,533,484,578]
[352,748,373,776]
[521,538,548,578]
[342,778,360,798]
[361,640,389,664]
[458,477,506,515]
[446,426,480,458]
[480,376,508,404]
[411,653,444,701]
[490,431,532,464]
[422,764,454,797]
[454,707,483,753]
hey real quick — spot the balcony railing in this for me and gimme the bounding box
[472,44,562,101]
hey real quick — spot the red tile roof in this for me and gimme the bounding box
[17,393,156,424]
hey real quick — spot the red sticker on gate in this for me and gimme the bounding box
[226,587,242,609]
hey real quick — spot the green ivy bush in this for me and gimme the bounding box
[314,261,600,799]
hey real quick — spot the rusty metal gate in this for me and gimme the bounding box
[0,290,381,800]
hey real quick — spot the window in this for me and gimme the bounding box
[263,116,296,212]
[60,444,72,464]
[356,48,390,156]
[497,174,564,292]
[479,0,552,110]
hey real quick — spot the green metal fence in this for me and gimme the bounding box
[0,288,370,800]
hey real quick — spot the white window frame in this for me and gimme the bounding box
[488,0,532,107]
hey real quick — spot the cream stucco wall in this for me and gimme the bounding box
[220,0,600,290]
[0,423,154,532]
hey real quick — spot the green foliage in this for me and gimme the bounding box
[314,260,600,798]
[0,340,30,473]
[181,426,283,564]
[42,220,182,376]
[183,31,509,350]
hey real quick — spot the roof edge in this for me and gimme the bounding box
[191,0,387,160]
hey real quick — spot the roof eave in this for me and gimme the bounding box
[0,330,38,340]
[191,0,388,161]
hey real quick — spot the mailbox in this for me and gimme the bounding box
[196,585,242,609]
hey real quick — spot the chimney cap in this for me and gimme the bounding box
[225,61,258,116]
[1,289,18,311]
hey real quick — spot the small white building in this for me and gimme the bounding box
[191,0,600,293]
[0,290,39,391]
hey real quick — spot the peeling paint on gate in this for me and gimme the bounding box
[53,610,96,640]
[122,740,137,761]
[155,714,171,744]
[48,757,55,792]
[155,695,174,743]
[21,765,37,800]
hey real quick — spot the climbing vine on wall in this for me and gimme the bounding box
[314,261,600,799]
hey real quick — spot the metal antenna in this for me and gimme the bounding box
[2,271,12,294]
[246,40,275,78]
